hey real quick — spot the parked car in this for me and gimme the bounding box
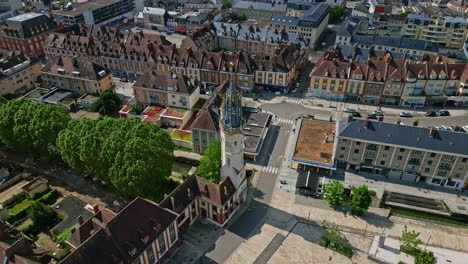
[399,111,412,118]
[351,112,362,117]
[343,107,356,113]
[367,113,378,119]
[119,78,129,82]
[425,111,437,117]
[438,110,450,116]
[372,110,384,116]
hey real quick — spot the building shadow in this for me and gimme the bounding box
[254,125,281,167]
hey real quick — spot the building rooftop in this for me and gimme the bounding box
[50,196,94,236]
[338,119,468,157]
[41,56,111,81]
[233,1,287,12]
[271,3,329,27]
[7,13,42,22]
[290,119,335,168]
[54,0,130,16]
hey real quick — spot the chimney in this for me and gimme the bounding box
[347,115,353,123]
[413,120,419,127]
[170,196,175,210]
[93,204,99,214]
[429,126,435,137]
[378,116,384,122]
[113,201,121,213]
[77,215,84,225]
[364,118,369,128]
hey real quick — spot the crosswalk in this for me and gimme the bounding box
[262,166,279,174]
[285,98,304,105]
[275,117,295,125]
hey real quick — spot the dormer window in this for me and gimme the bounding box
[141,235,149,244]
[129,248,137,256]
[430,73,437,79]
[439,74,446,79]
[417,74,425,79]
[353,74,362,80]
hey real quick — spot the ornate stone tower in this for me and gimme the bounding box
[220,77,246,196]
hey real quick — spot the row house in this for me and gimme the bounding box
[0,50,42,96]
[45,27,303,92]
[336,118,468,190]
[309,51,468,106]
[133,70,200,109]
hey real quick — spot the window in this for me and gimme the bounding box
[382,153,388,158]
[147,247,155,263]
[462,158,467,162]
[384,146,390,151]
[341,147,345,151]
[399,148,405,152]
[169,223,177,244]
[430,153,436,158]
[380,161,386,166]
[427,160,433,165]
[339,154,344,159]
[356,142,361,146]
[397,156,403,161]
[157,233,167,255]
[354,149,360,154]
[424,168,430,173]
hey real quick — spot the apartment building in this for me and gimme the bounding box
[45,25,302,91]
[41,56,114,94]
[133,70,200,109]
[209,22,308,59]
[0,50,41,96]
[232,1,287,21]
[309,51,468,106]
[141,7,171,31]
[336,118,468,190]
[402,13,468,49]
[0,0,22,13]
[52,0,140,25]
[0,13,55,57]
[270,3,329,48]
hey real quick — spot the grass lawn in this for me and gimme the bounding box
[391,208,468,226]
[56,227,75,244]
[8,199,33,216]
[171,130,193,142]
[17,217,33,229]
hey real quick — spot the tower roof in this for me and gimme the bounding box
[222,77,242,129]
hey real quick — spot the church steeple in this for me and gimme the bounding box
[222,77,242,130]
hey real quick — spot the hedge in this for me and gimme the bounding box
[37,189,59,205]
[56,227,75,244]
[7,199,33,223]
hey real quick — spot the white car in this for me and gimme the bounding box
[343,107,356,113]
[399,112,412,117]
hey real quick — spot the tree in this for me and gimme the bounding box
[323,180,346,207]
[0,96,6,106]
[399,226,423,254]
[91,90,122,116]
[197,140,222,183]
[103,121,175,200]
[221,0,232,8]
[415,250,435,264]
[0,99,69,159]
[350,185,373,215]
[29,201,58,228]
[239,13,247,21]
[329,6,346,24]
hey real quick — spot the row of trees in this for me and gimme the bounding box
[57,118,176,200]
[323,180,373,216]
[0,99,176,201]
[0,99,70,160]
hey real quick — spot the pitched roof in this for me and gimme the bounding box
[159,175,201,213]
[133,70,197,95]
[41,56,111,81]
[196,176,236,206]
[338,119,468,156]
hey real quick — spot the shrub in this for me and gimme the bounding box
[56,227,75,245]
[4,193,27,209]
[415,250,435,264]
[37,189,59,205]
[7,199,33,223]
[20,223,39,237]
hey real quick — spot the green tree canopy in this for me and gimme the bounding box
[350,185,373,216]
[0,96,6,106]
[29,201,58,228]
[221,0,232,8]
[329,6,346,24]
[399,225,423,253]
[323,180,346,207]
[0,99,69,159]
[415,250,434,264]
[57,118,176,200]
[91,90,122,116]
[197,140,221,183]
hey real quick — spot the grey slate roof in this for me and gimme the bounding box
[338,119,468,157]
[270,3,329,28]
[350,35,439,53]
[233,1,287,12]
[287,0,315,10]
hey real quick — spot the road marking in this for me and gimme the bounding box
[262,166,280,174]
